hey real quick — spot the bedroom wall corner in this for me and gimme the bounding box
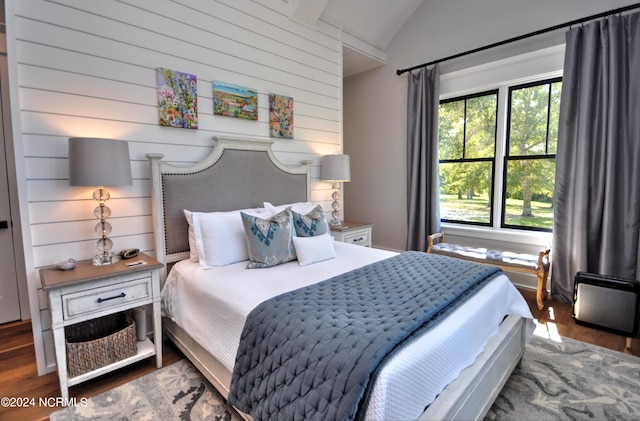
[343,67,408,252]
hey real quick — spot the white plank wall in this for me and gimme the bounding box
[11,0,343,373]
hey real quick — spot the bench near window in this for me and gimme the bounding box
[427,232,550,310]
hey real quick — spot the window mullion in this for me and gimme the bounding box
[493,86,508,230]
[462,99,467,158]
[545,83,552,154]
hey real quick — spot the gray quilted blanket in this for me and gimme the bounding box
[228,251,501,421]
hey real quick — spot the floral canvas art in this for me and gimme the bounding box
[156,68,198,129]
[269,94,294,139]
[213,81,258,120]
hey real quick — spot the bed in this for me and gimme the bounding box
[147,136,534,421]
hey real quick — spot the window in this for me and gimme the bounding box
[438,77,561,232]
[503,78,561,231]
[438,90,498,225]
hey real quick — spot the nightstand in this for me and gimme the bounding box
[40,253,163,400]
[330,221,373,247]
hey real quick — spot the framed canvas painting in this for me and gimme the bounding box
[156,68,198,129]
[269,94,294,139]
[213,81,258,120]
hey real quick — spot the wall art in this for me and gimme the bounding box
[156,68,198,129]
[269,93,294,139]
[213,81,258,120]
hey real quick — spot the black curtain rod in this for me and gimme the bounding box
[396,2,640,76]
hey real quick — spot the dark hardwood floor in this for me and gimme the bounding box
[0,288,637,421]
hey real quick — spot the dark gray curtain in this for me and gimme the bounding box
[407,65,441,251]
[552,12,640,302]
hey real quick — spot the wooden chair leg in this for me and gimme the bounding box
[536,271,546,310]
[535,248,551,310]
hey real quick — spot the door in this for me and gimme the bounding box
[0,52,20,324]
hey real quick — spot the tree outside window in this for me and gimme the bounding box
[502,78,560,231]
[438,91,498,225]
[437,77,561,232]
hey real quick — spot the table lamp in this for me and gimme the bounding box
[321,154,350,227]
[68,137,132,265]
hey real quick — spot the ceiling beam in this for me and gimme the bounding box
[288,0,331,29]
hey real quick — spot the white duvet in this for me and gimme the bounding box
[162,242,533,421]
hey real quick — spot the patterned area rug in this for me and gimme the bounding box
[50,336,640,421]
[49,359,243,421]
[486,335,640,420]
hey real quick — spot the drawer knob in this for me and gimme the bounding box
[353,237,364,242]
[97,292,126,303]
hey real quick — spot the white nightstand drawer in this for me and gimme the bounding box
[343,229,371,246]
[62,276,151,321]
[330,221,373,247]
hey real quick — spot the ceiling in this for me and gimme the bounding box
[289,0,424,77]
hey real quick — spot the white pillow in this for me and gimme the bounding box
[187,208,265,267]
[264,201,316,216]
[292,232,337,266]
[183,210,199,262]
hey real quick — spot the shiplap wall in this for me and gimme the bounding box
[12,0,343,373]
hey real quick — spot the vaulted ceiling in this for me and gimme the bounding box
[288,0,424,77]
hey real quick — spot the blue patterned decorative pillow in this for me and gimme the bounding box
[241,208,296,269]
[291,205,329,237]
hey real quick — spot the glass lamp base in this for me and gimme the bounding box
[93,252,120,266]
[329,209,344,227]
[329,191,343,227]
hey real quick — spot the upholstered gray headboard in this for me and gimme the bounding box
[147,136,311,271]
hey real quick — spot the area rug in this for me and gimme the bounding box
[49,359,243,421]
[50,336,640,421]
[486,335,640,420]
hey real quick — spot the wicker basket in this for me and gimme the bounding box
[65,312,137,377]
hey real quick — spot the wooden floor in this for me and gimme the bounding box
[520,288,639,355]
[0,323,183,421]
[0,288,638,421]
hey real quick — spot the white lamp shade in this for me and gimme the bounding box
[321,154,351,182]
[69,138,132,186]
